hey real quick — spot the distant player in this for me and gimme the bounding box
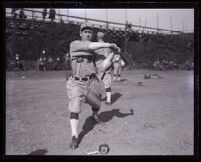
[113,53,124,82]
[95,32,117,105]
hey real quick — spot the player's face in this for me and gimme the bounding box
[80,29,93,41]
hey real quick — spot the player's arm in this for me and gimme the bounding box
[102,46,122,71]
[71,41,118,52]
[102,52,114,71]
[101,48,116,71]
[70,40,120,57]
[88,42,119,51]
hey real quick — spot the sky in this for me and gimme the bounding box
[68,9,194,32]
[6,8,194,33]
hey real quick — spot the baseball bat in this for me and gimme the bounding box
[115,52,130,66]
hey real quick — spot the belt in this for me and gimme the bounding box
[73,74,95,81]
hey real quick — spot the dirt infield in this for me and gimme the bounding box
[5,70,194,155]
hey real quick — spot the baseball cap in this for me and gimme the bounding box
[80,22,93,31]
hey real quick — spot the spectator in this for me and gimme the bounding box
[63,53,71,70]
[15,54,23,71]
[42,8,47,21]
[47,56,54,70]
[190,62,194,70]
[153,60,163,71]
[38,57,45,71]
[55,57,62,70]
[173,62,179,70]
[19,8,27,20]
[49,8,56,23]
[43,57,47,71]
[162,59,168,70]
[11,8,18,18]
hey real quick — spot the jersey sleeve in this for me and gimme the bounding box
[96,47,112,57]
[70,40,91,56]
[106,48,112,54]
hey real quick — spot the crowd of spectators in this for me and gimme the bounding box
[6,9,194,71]
[37,53,71,71]
[11,8,56,23]
[11,8,27,20]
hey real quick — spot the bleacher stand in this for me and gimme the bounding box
[5,8,194,71]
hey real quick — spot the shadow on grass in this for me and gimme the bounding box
[28,149,48,155]
[111,92,122,104]
[118,78,127,82]
[101,96,107,101]
[98,108,134,123]
[101,92,122,104]
[78,108,134,145]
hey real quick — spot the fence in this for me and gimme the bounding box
[6,8,183,35]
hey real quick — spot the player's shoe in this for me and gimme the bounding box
[70,136,78,149]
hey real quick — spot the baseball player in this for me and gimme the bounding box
[66,22,120,149]
[113,53,124,82]
[95,32,117,105]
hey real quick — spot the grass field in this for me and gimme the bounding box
[6,69,194,155]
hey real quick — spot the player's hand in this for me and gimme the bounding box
[116,47,121,53]
[110,43,120,52]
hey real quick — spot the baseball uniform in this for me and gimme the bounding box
[66,40,102,113]
[113,53,122,81]
[95,47,113,89]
